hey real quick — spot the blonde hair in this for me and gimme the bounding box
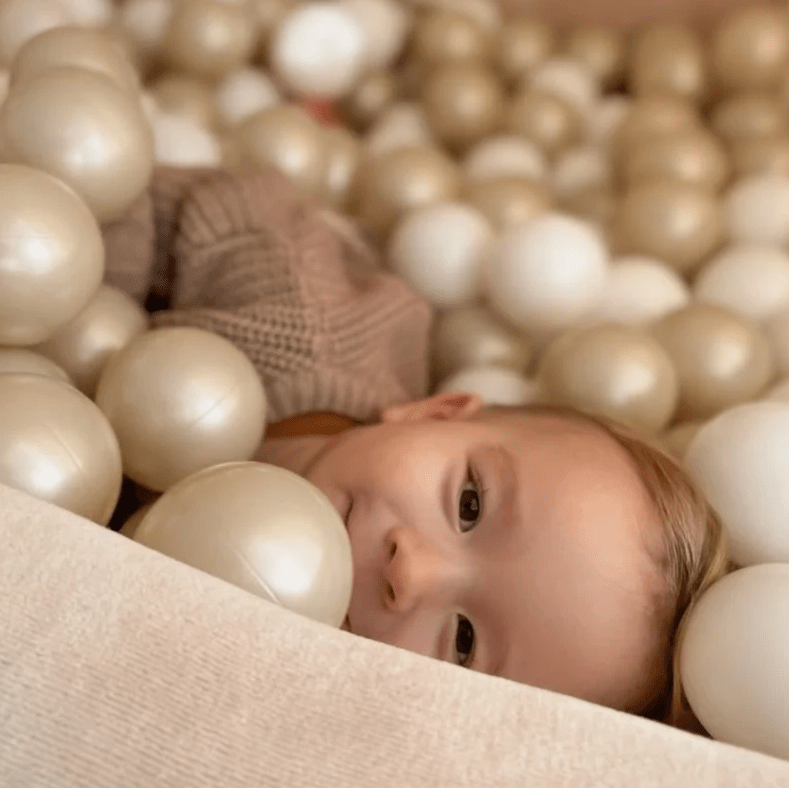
[484,404,733,728]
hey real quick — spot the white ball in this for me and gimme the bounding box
[552,144,610,200]
[152,112,222,167]
[340,0,410,71]
[389,202,493,308]
[528,57,600,117]
[725,173,789,245]
[271,2,367,99]
[463,135,546,184]
[763,377,789,403]
[694,245,789,323]
[763,308,789,376]
[584,94,631,148]
[58,0,113,26]
[592,256,690,326]
[215,67,280,128]
[438,364,538,406]
[686,402,789,566]
[365,102,434,156]
[485,213,610,335]
[0,0,75,68]
[680,564,789,761]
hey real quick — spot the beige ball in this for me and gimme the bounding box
[764,308,789,376]
[463,135,546,184]
[0,164,104,346]
[526,56,600,118]
[0,0,75,69]
[116,0,174,66]
[33,284,149,399]
[120,502,152,539]
[163,0,257,82]
[354,145,460,238]
[0,67,154,223]
[506,87,580,157]
[731,135,789,179]
[552,144,610,201]
[320,126,361,211]
[584,94,631,149]
[95,327,268,493]
[340,0,410,71]
[149,73,217,128]
[464,176,552,230]
[438,364,537,407]
[412,8,491,69]
[653,304,775,421]
[712,93,789,144]
[0,348,70,383]
[134,461,353,628]
[660,419,705,460]
[725,173,789,245]
[59,0,112,27]
[431,305,532,382]
[0,374,122,524]
[10,26,140,94]
[342,70,398,131]
[763,376,789,403]
[686,403,789,566]
[563,26,625,90]
[695,245,789,323]
[612,95,700,159]
[497,19,554,84]
[152,112,222,167]
[363,102,435,155]
[234,105,327,197]
[215,67,280,129]
[680,564,789,761]
[538,323,679,434]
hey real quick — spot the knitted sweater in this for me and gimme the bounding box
[101,166,433,424]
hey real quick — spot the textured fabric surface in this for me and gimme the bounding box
[101,166,433,424]
[2,484,789,788]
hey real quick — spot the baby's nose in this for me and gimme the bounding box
[382,526,459,613]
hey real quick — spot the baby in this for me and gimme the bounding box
[105,165,731,729]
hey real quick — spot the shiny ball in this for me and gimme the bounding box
[563,25,625,89]
[438,364,537,407]
[506,87,580,157]
[412,8,491,69]
[712,92,789,143]
[320,126,361,210]
[497,19,554,84]
[725,173,789,245]
[363,101,434,155]
[152,112,222,167]
[148,73,217,128]
[463,135,546,184]
[340,0,410,71]
[660,419,705,460]
[526,56,600,118]
[342,70,398,131]
[731,135,789,178]
[764,308,789,376]
[0,348,70,383]
[215,68,280,129]
[0,0,74,68]
[464,176,552,230]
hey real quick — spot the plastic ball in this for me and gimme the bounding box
[354,145,460,238]
[731,135,789,179]
[686,402,789,565]
[583,94,630,148]
[463,135,546,184]
[340,0,410,71]
[694,245,789,323]
[497,19,554,84]
[33,284,149,399]
[271,1,367,99]
[134,461,353,627]
[764,308,789,376]
[163,0,257,82]
[342,71,398,131]
[215,67,280,128]
[660,419,705,460]
[612,95,700,158]
[250,0,294,58]
[389,202,492,308]
[0,164,104,346]
[712,93,789,144]
[0,348,70,383]
[763,377,789,403]
[120,502,152,539]
[725,173,789,245]
[0,67,154,223]
[438,364,537,407]
[506,87,580,157]
[537,323,679,434]
[464,176,552,230]
[10,26,140,95]
[58,0,112,27]
[563,26,625,90]
[234,104,327,197]
[527,56,600,118]
[148,74,217,128]
[95,327,268,493]
[592,256,690,326]
[411,8,491,69]
[552,145,610,201]
[652,304,775,421]
[680,564,789,761]
[116,0,174,65]
[0,0,75,69]
[152,112,223,167]
[320,126,361,210]
[363,102,435,155]
[0,374,122,524]
[485,212,609,335]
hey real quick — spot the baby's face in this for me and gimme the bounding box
[303,397,668,714]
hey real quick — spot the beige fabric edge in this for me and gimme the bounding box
[1,482,787,788]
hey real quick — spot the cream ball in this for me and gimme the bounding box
[592,256,690,326]
[388,202,493,308]
[271,1,367,99]
[59,0,112,27]
[485,212,609,335]
[551,144,610,201]
[215,67,280,128]
[340,0,410,71]
[694,245,789,323]
[438,364,538,407]
[660,419,706,460]
[764,308,789,376]
[364,102,435,156]
[763,377,789,403]
[725,173,789,245]
[584,94,631,148]
[0,348,70,383]
[463,135,546,184]
[526,56,600,118]
[152,112,223,167]
[0,0,75,69]
[687,401,789,566]
[117,0,174,64]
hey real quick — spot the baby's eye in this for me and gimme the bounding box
[458,466,483,533]
[454,615,476,669]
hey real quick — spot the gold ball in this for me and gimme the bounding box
[11,25,140,94]
[234,104,327,197]
[95,327,268,493]
[620,130,731,192]
[0,67,154,223]
[711,92,789,143]
[0,374,122,524]
[652,304,775,420]
[497,19,554,84]
[629,24,708,103]
[731,135,789,178]
[464,175,552,230]
[354,145,460,238]
[711,4,789,93]
[538,323,679,434]
[421,62,504,152]
[616,179,724,274]
[33,284,150,399]
[0,164,104,346]
[0,348,70,383]
[342,70,398,131]
[412,8,491,69]
[163,0,257,82]
[506,87,580,157]
[148,73,217,128]
[564,25,626,89]
[320,126,361,211]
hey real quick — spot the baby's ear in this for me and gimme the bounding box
[381,392,485,424]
